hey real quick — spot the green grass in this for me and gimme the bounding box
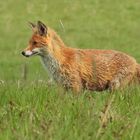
[0,0,140,139]
[0,82,140,140]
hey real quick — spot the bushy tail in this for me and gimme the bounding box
[136,64,140,83]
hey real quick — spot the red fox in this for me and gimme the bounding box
[22,21,140,92]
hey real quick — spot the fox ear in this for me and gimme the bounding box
[37,21,47,36]
[28,22,36,30]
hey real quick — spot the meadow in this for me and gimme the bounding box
[0,0,140,139]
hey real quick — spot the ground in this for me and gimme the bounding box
[0,0,140,139]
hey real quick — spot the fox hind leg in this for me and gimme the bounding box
[109,70,135,92]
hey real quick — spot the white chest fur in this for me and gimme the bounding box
[40,54,71,88]
[40,55,60,81]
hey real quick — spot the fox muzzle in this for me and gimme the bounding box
[21,50,34,57]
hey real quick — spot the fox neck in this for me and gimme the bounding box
[40,39,65,81]
[40,52,59,80]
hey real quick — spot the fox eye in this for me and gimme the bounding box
[32,41,37,45]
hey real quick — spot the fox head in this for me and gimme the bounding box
[22,21,50,57]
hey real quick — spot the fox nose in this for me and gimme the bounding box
[21,51,25,56]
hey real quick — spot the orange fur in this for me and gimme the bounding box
[22,21,140,93]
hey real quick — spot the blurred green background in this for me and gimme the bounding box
[1,0,140,81]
